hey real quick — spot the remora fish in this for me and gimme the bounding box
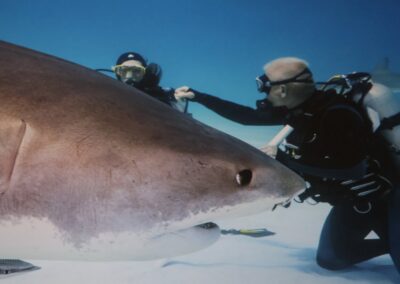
[0,41,304,261]
[371,57,400,92]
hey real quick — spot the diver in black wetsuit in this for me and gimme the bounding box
[113,52,187,112]
[175,57,400,273]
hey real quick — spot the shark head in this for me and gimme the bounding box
[0,41,304,260]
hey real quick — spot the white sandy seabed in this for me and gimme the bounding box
[1,202,398,284]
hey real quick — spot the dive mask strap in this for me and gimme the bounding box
[256,68,313,93]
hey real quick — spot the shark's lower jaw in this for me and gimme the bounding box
[0,197,291,261]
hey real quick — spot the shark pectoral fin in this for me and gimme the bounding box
[0,259,40,275]
[0,119,27,194]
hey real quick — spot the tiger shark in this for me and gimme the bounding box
[0,41,304,261]
[371,57,400,92]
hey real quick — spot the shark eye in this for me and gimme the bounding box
[235,169,252,187]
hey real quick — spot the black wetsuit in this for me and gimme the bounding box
[190,90,400,272]
[191,92,287,125]
[141,86,177,107]
[127,80,181,110]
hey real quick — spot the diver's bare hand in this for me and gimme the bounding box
[260,145,278,159]
[174,86,195,101]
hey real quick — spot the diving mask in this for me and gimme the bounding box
[256,68,313,94]
[112,64,146,82]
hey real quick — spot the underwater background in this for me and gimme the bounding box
[1,0,399,147]
[1,2,400,283]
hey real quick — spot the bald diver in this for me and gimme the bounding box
[175,57,400,273]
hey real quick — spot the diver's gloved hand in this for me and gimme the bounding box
[174,86,195,101]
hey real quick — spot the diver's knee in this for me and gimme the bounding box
[316,252,352,271]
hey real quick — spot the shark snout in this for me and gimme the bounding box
[262,163,305,199]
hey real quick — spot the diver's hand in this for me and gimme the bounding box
[174,86,195,101]
[259,145,278,159]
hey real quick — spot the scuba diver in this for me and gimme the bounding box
[174,57,400,273]
[103,52,187,113]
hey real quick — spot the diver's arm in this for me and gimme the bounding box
[190,90,286,126]
[379,111,400,131]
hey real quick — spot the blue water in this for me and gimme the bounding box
[1,0,399,146]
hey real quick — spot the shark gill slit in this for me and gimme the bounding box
[6,120,27,190]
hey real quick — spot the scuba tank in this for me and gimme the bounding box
[321,73,400,177]
[360,83,400,174]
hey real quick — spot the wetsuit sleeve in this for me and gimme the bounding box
[319,105,369,167]
[379,112,400,131]
[191,91,286,126]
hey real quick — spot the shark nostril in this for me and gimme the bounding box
[235,169,253,187]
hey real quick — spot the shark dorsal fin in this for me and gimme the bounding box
[374,57,389,73]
